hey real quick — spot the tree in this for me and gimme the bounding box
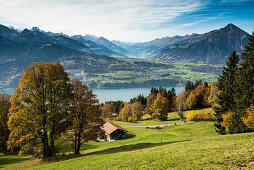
[174,91,191,120]
[158,86,167,97]
[68,80,103,154]
[145,93,157,116]
[150,87,159,95]
[214,51,239,134]
[130,102,143,122]
[101,102,115,119]
[152,93,170,120]
[220,112,235,133]
[185,81,194,91]
[185,84,209,110]
[242,105,254,130]
[130,94,146,105]
[167,88,176,101]
[207,81,219,106]
[8,62,70,157]
[118,102,131,121]
[235,33,254,113]
[118,102,143,123]
[0,94,11,154]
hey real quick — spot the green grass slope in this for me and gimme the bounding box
[1,120,254,169]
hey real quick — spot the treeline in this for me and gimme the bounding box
[214,33,254,134]
[101,81,219,123]
[0,62,103,158]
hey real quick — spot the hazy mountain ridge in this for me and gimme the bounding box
[0,23,249,91]
[71,35,124,57]
[0,25,90,52]
[1,23,249,64]
[155,24,250,63]
[31,26,128,57]
[82,34,129,56]
[122,24,250,63]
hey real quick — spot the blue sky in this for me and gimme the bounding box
[0,0,253,42]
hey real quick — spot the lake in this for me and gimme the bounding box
[91,86,184,103]
[1,85,185,103]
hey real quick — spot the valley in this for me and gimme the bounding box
[0,23,250,92]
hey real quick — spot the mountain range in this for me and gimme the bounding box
[0,23,251,91]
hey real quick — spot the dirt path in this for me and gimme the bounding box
[123,122,185,128]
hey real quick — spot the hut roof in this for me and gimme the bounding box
[213,103,222,108]
[102,122,127,134]
[112,113,118,117]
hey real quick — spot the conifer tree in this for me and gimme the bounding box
[215,51,239,134]
[235,33,254,112]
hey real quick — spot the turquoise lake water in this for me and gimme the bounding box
[1,85,185,103]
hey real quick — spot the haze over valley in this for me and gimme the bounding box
[0,23,250,92]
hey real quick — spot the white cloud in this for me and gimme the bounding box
[0,0,208,41]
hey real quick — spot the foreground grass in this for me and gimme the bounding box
[1,109,253,169]
[3,121,254,169]
[1,121,214,169]
[0,155,30,169]
[33,132,254,169]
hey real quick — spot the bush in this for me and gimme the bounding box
[186,110,199,121]
[221,112,234,133]
[242,105,254,130]
[204,111,215,121]
[187,110,215,121]
[116,116,122,121]
[128,117,137,123]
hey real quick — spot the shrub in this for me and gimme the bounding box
[187,110,216,121]
[186,110,199,121]
[221,112,234,133]
[242,105,254,130]
[196,113,206,120]
[204,111,215,121]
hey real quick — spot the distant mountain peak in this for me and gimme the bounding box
[84,34,97,39]
[155,23,250,64]
[21,28,31,34]
[73,35,82,39]
[223,23,240,30]
[31,27,41,31]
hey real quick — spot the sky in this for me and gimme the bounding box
[0,0,253,42]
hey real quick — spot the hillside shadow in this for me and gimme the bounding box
[43,140,188,162]
[81,143,98,151]
[118,133,136,140]
[0,156,29,168]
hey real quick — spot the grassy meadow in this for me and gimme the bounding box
[1,108,253,169]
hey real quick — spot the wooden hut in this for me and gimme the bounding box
[101,122,127,141]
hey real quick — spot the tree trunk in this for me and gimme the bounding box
[50,134,55,156]
[2,143,7,154]
[49,126,55,156]
[42,128,50,158]
[75,131,81,154]
[74,133,77,154]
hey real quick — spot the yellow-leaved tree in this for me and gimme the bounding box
[8,62,71,157]
[0,94,11,154]
[152,93,169,120]
[67,80,103,154]
[118,102,143,123]
[242,105,254,130]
